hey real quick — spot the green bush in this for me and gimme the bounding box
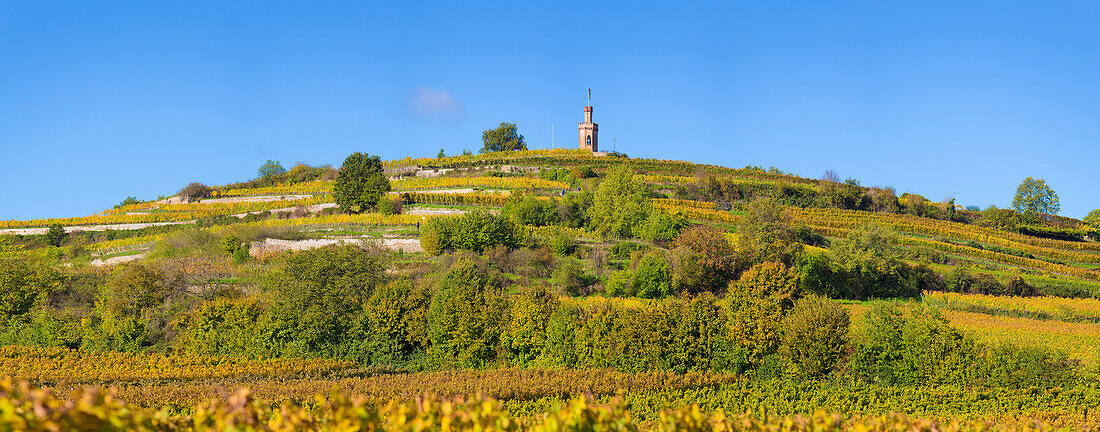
[263,245,387,357]
[502,288,558,365]
[420,217,453,256]
[548,227,576,256]
[552,258,590,296]
[427,258,506,368]
[727,262,801,365]
[506,195,557,227]
[44,224,67,247]
[420,211,523,255]
[642,213,688,243]
[605,269,634,297]
[632,251,672,298]
[0,259,63,322]
[781,295,850,377]
[589,166,652,239]
[333,152,390,213]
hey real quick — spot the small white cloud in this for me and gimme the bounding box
[408,86,465,119]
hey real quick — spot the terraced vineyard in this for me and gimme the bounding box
[3,148,1100,429]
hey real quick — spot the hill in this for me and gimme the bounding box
[2,147,1100,429]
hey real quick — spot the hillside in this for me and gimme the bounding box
[3,147,1100,429]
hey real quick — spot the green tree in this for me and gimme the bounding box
[264,245,386,356]
[428,257,506,368]
[1012,177,1060,215]
[480,122,527,153]
[632,251,672,298]
[736,198,802,266]
[333,152,390,213]
[727,261,801,364]
[781,295,850,377]
[1085,209,1100,228]
[589,166,652,239]
[0,259,63,321]
[257,160,286,183]
[44,223,66,247]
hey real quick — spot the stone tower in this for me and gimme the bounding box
[578,105,598,152]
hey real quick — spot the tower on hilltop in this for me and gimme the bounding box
[578,89,598,152]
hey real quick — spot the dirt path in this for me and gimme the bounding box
[249,238,422,256]
[90,253,147,267]
[0,221,194,236]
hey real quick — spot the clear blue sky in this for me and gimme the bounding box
[2,1,1098,220]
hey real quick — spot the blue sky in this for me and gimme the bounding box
[2,1,1098,220]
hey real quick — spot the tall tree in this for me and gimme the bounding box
[588,165,652,239]
[257,160,286,183]
[480,123,527,153]
[333,152,390,213]
[1012,177,1060,215]
[1085,209,1100,228]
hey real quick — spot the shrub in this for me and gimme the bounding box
[178,182,212,203]
[377,195,404,215]
[221,235,242,256]
[552,258,590,296]
[428,257,506,368]
[850,303,976,386]
[44,223,66,247]
[642,212,688,243]
[333,152,390,213]
[98,262,172,317]
[727,262,801,364]
[548,227,576,255]
[781,295,850,377]
[605,269,634,297]
[0,259,63,321]
[737,198,802,266]
[506,195,557,227]
[502,288,558,365]
[589,166,652,239]
[452,209,524,253]
[671,225,738,292]
[420,217,454,256]
[632,251,672,298]
[826,226,921,299]
[262,245,387,357]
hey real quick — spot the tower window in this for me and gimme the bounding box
[586,135,591,147]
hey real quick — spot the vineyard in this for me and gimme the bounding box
[3,149,1100,429]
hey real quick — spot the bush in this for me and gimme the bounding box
[632,252,672,298]
[262,245,387,357]
[97,262,172,317]
[642,213,688,243]
[428,257,506,368]
[178,182,212,203]
[825,226,921,299]
[333,152,390,213]
[737,198,802,266]
[589,166,652,239]
[727,262,801,365]
[421,210,524,255]
[506,195,557,227]
[781,295,850,377]
[44,223,66,247]
[671,225,738,292]
[850,303,975,386]
[502,288,558,365]
[548,227,576,255]
[377,196,404,215]
[0,259,63,321]
[552,258,590,296]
